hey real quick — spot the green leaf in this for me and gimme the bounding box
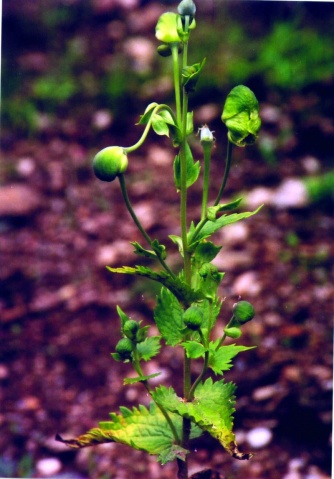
[189,205,262,246]
[174,142,200,190]
[152,379,251,459]
[193,241,222,266]
[208,343,256,375]
[152,113,170,136]
[169,234,184,256]
[131,240,167,260]
[137,102,159,125]
[56,402,202,464]
[181,340,206,359]
[107,265,204,305]
[124,373,161,385]
[131,241,158,260]
[154,288,184,346]
[186,111,194,135]
[136,336,161,361]
[207,198,243,221]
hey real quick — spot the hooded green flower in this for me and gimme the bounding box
[222,85,261,147]
[155,12,180,44]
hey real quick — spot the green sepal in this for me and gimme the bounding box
[176,14,196,42]
[107,265,204,305]
[152,379,252,459]
[173,141,200,190]
[136,336,161,361]
[56,402,203,464]
[207,198,243,221]
[182,58,206,93]
[124,373,161,385]
[188,205,262,247]
[208,341,255,375]
[135,325,150,343]
[116,305,131,330]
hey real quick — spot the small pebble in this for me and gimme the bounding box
[36,457,62,477]
[246,427,273,448]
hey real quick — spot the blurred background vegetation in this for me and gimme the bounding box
[2,1,334,147]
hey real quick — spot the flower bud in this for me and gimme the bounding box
[221,85,261,147]
[123,320,140,340]
[183,306,203,331]
[199,124,214,145]
[177,0,196,17]
[115,338,134,360]
[93,146,128,182]
[233,300,255,324]
[223,326,242,339]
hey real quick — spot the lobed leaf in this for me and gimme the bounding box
[208,343,256,375]
[56,402,202,464]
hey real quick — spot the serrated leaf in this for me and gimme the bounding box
[123,373,161,385]
[208,343,256,375]
[182,341,206,359]
[107,265,204,305]
[136,336,161,361]
[56,402,203,465]
[189,205,262,247]
[152,379,251,459]
[154,287,184,346]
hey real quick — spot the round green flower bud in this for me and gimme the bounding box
[115,338,134,360]
[123,320,140,340]
[183,306,203,331]
[233,300,255,324]
[93,146,128,182]
[224,326,242,339]
[221,85,261,147]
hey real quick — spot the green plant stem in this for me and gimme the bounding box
[201,143,212,221]
[132,352,180,444]
[171,44,182,127]
[126,104,178,153]
[188,350,209,401]
[214,139,233,206]
[118,174,175,277]
[188,140,233,246]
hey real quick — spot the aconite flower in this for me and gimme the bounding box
[222,85,261,147]
[155,12,180,44]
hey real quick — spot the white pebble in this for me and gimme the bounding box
[246,427,273,448]
[36,457,62,476]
